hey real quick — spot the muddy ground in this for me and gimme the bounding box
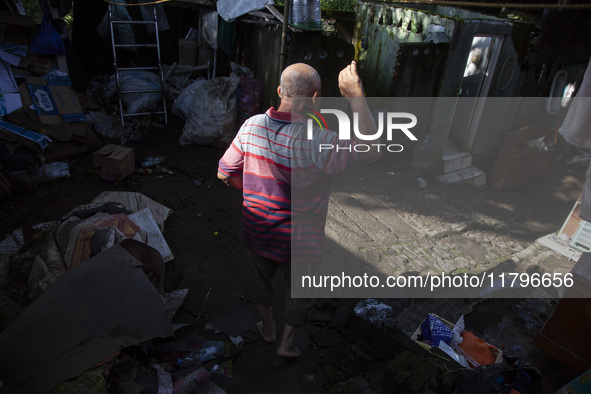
[1,115,587,393]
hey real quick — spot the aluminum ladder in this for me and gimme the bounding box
[108,4,167,126]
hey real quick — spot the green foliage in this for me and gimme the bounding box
[320,0,355,12]
[274,0,355,12]
[21,0,44,24]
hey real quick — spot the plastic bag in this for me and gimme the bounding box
[107,71,162,114]
[178,75,239,148]
[202,11,218,49]
[217,0,269,22]
[38,162,70,182]
[88,111,117,139]
[97,1,136,53]
[172,79,208,119]
[29,17,66,55]
[420,314,453,346]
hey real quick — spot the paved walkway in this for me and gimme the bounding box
[324,162,578,286]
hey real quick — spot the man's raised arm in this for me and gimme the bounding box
[338,61,382,164]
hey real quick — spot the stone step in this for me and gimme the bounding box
[442,151,472,174]
[436,166,486,186]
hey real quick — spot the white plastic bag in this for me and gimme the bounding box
[108,71,162,114]
[172,78,208,119]
[38,162,70,182]
[178,75,239,148]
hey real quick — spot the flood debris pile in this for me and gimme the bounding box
[0,191,236,393]
[298,299,545,393]
[0,0,263,200]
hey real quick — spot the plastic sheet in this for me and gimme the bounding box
[107,71,162,114]
[217,0,269,22]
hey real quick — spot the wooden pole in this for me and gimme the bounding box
[279,0,291,82]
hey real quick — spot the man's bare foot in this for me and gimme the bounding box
[276,344,301,358]
[257,321,276,343]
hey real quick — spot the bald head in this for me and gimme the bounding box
[280,63,321,98]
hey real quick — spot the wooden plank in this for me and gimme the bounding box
[265,4,302,33]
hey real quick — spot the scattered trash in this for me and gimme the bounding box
[0,119,48,151]
[419,314,453,347]
[135,167,153,174]
[353,299,396,328]
[0,228,24,255]
[229,336,243,348]
[0,245,175,393]
[152,363,174,394]
[211,360,233,378]
[89,191,172,231]
[417,177,427,188]
[176,341,230,367]
[163,289,189,321]
[107,71,162,114]
[193,179,202,186]
[172,367,210,394]
[412,313,503,370]
[128,207,174,263]
[88,111,116,139]
[527,137,549,152]
[38,162,70,182]
[141,156,166,168]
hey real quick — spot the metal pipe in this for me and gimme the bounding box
[279,0,291,82]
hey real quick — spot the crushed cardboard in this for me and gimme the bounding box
[0,118,48,150]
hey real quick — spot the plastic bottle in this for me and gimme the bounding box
[176,341,227,367]
[176,351,201,368]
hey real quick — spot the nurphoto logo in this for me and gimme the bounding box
[305,108,419,152]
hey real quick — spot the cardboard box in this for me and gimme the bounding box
[94,144,134,181]
[411,313,503,368]
[0,119,48,151]
[21,76,86,125]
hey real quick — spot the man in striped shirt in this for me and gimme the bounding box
[218,61,380,357]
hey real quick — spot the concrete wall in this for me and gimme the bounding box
[354,1,527,168]
[353,2,457,97]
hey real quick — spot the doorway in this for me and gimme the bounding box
[450,35,504,152]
